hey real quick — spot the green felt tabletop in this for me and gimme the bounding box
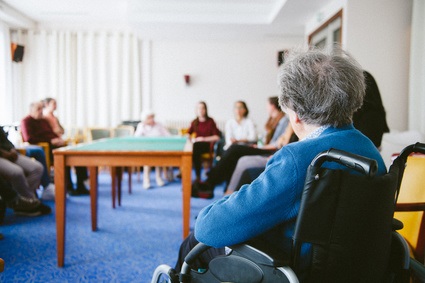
[72,136,189,151]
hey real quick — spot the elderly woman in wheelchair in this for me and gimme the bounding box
[151,47,415,283]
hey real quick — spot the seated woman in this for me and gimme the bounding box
[134,110,171,189]
[187,101,221,183]
[42,97,65,137]
[224,101,257,150]
[192,96,289,198]
[171,47,387,278]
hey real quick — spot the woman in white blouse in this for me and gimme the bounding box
[224,101,257,150]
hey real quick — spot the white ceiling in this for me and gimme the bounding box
[0,0,334,40]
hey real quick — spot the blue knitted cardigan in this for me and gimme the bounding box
[194,124,386,266]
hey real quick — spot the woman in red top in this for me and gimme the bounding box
[188,101,221,182]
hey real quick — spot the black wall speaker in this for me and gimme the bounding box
[11,43,24,62]
[277,50,287,66]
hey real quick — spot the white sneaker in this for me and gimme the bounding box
[84,179,90,190]
[143,180,151,190]
[143,166,151,189]
[41,183,55,201]
[155,176,165,187]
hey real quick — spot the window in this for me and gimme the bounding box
[308,10,342,48]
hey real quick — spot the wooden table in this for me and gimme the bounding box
[53,136,192,267]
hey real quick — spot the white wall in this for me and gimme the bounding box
[147,0,414,133]
[345,0,412,131]
[408,0,425,133]
[147,38,304,131]
[306,0,413,132]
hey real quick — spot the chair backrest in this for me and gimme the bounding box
[86,128,111,141]
[111,125,134,137]
[293,149,398,282]
[66,126,85,144]
[395,155,425,263]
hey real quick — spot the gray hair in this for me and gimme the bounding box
[278,46,365,127]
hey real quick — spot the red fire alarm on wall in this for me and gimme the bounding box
[184,74,190,86]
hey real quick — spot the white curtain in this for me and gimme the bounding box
[9,30,142,135]
[409,0,425,133]
[0,21,13,125]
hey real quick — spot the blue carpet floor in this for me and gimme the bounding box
[0,170,224,282]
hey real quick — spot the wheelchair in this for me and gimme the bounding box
[151,142,425,283]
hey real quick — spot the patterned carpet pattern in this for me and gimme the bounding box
[0,170,223,282]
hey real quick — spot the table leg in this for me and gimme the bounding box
[89,167,98,231]
[111,167,116,209]
[128,167,132,194]
[54,155,66,267]
[181,155,192,238]
[117,167,122,206]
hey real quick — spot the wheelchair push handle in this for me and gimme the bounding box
[311,148,378,178]
[398,142,425,162]
[180,243,211,281]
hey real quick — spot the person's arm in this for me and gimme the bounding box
[187,121,195,135]
[0,148,18,162]
[134,123,144,136]
[50,137,66,147]
[55,116,65,136]
[276,124,294,149]
[194,148,300,247]
[263,116,289,149]
[193,135,220,143]
[260,121,293,150]
[158,123,171,136]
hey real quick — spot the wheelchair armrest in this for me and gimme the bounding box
[181,243,211,279]
[183,243,211,266]
[180,242,285,279]
[392,218,404,231]
[230,244,285,267]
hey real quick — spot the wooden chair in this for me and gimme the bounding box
[200,143,216,171]
[395,154,425,263]
[86,127,112,142]
[86,127,111,173]
[33,142,51,170]
[111,125,134,138]
[66,126,85,145]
